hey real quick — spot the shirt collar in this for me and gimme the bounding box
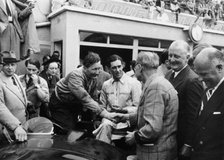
[173,64,187,77]
[208,76,224,95]
[112,72,125,85]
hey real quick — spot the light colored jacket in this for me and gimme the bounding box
[130,74,179,160]
[0,72,27,134]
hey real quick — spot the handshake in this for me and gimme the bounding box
[100,110,129,123]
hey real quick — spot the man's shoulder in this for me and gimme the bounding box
[103,78,113,86]
[70,68,84,77]
[151,75,175,90]
[123,74,139,84]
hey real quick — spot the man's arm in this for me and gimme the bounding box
[99,83,108,109]
[34,77,50,103]
[184,78,203,145]
[68,72,103,114]
[0,85,21,131]
[135,86,165,144]
[0,84,27,142]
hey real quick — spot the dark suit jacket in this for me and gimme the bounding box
[191,81,224,160]
[166,66,203,148]
[39,71,59,97]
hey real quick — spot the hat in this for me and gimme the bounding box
[42,56,61,66]
[0,51,20,64]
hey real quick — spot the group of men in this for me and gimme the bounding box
[0,0,40,60]
[0,39,224,160]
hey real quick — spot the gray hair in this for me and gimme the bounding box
[137,51,159,69]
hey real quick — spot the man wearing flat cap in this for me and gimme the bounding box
[0,51,53,145]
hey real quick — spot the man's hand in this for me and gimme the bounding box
[100,110,118,122]
[28,0,35,9]
[125,131,135,145]
[111,107,128,114]
[31,74,38,85]
[114,113,129,122]
[14,126,27,142]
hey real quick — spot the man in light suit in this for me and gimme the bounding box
[191,47,224,160]
[0,51,53,145]
[166,40,203,160]
[0,0,34,59]
[117,51,179,160]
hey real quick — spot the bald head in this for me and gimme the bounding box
[192,43,211,59]
[194,47,224,89]
[169,40,191,56]
[168,40,190,72]
[194,47,224,68]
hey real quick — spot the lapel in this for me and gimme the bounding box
[197,81,224,126]
[0,0,7,15]
[171,66,190,89]
[0,72,26,105]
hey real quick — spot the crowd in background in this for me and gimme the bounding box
[123,0,224,21]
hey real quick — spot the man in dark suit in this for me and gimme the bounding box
[191,47,224,160]
[166,40,203,160]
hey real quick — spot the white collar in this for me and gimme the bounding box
[208,76,224,95]
[173,64,187,78]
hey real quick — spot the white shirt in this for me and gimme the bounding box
[200,77,224,114]
[173,64,188,78]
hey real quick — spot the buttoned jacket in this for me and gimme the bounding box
[191,81,224,160]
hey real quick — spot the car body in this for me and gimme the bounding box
[0,131,126,160]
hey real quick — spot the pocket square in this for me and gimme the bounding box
[213,112,221,115]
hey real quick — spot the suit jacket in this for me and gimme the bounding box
[129,74,179,160]
[166,66,203,148]
[39,71,59,97]
[0,72,27,135]
[191,81,224,160]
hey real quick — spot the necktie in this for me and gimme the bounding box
[26,77,33,88]
[206,88,213,100]
[199,89,213,115]
[11,76,17,86]
[169,72,175,83]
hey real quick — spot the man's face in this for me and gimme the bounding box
[168,47,188,72]
[110,60,124,80]
[47,62,58,76]
[134,62,143,82]
[26,63,39,77]
[195,60,221,89]
[85,61,101,79]
[2,63,17,77]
